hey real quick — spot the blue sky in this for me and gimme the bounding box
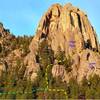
[0,0,100,41]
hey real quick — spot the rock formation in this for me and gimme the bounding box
[24,3,100,83]
[0,23,32,77]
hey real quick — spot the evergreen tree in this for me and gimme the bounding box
[68,78,79,99]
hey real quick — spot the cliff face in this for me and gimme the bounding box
[29,3,98,54]
[24,3,100,83]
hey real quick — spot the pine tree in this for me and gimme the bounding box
[68,78,79,99]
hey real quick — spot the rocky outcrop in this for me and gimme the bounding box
[77,49,100,82]
[0,60,8,77]
[24,3,100,82]
[0,23,31,77]
[52,64,65,79]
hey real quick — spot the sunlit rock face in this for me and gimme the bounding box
[24,3,100,82]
